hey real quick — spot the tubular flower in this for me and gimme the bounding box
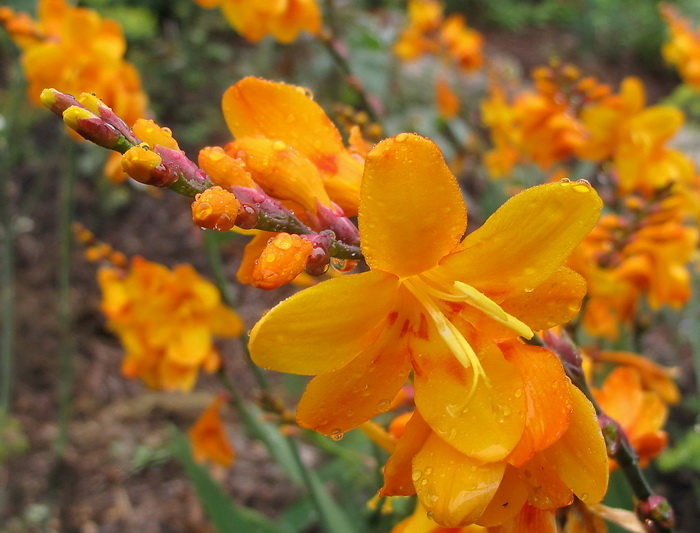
[592,367,669,469]
[381,377,608,528]
[99,256,243,391]
[1,0,148,182]
[481,63,609,178]
[394,0,483,73]
[219,77,364,216]
[189,395,235,467]
[568,192,698,339]
[661,3,700,89]
[250,134,602,470]
[252,233,314,290]
[576,77,694,195]
[192,0,321,43]
[192,186,241,231]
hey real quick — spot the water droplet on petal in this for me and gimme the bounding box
[377,400,391,413]
[330,428,344,441]
[412,470,422,481]
[395,133,409,143]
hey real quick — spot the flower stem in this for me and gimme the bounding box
[201,230,270,392]
[537,332,674,532]
[0,46,24,415]
[55,138,77,457]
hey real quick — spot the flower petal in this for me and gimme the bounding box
[359,134,467,278]
[499,267,587,331]
[381,410,432,496]
[296,319,411,435]
[413,329,526,462]
[540,385,609,504]
[440,180,602,295]
[476,465,529,527]
[222,77,345,162]
[500,341,573,467]
[413,432,505,527]
[249,270,399,375]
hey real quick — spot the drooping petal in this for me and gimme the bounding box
[539,385,609,504]
[413,432,505,527]
[381,410,432,496]
[500,341,573,467]
[499,267,587,331]
[413,328,526,462]
[296,315,412,435]
[439,180,601,295]
[359,134,467,278]
[249,270,399,375]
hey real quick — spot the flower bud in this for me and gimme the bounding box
[62,106,130,152]
[121,144,172,186]
[253,233,313,290]
[192,186,240,231]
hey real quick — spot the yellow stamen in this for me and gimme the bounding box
[404,278,488,404]
[422,271,533,339]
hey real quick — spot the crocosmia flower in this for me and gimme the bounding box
[99,256,243,391]
[661,3,700,90]
[192,0,321,43]
[1,0,148,182]
[189,395,235,467]
[250,133,602,464]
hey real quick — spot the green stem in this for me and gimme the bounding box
[0,47,24,414]
[55,139,77,456]
[202,230,270,392]
[317,29,382,127]
[217,372,336,533]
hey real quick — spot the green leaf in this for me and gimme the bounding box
[170,429,290,533]
[237,403,360,533]
[657,429,700,472]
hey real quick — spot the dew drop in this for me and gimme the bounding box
[162,127,172,135]
[395,133,409,143]
[572,183,590,193]
[412,470,422,481]
[421,479,428,486]
[377,400,391,413]
[330,428,344,441]
[559,177,570,183]
[514,388,523,398]
[424,467,432,475]
[272,140,287,151]
[209,150,224,161]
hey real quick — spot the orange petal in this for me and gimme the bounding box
[359,134,467,278]
[501,341,573,467]
[249,270,399,375]
[498,504,557,533]
[413,432,505,527]
[413,331,526,462]
[222,77,345,164]
[296,320,411,435]
[439,180,602,295]
[518,452,573,510]
[382,410,432,496]
[476,465,528,527]
[499,267,587,331]
[539,385,609,504]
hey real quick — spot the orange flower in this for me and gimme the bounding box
[192,0,321,43]
[593,350,680,405]
[381,378,608,528]
[435,76,460,120]
[189,395,235,467]
[577,77,693,195]
[569,192,698,339]
[219,77,364,216]
[661,3,700,89]
[481,63,608,177]
[252,233,314,290]
[249,133,604,525]
[592,367,669,468]
[1,0,148,182]
[394,0,483,73]
[99,256,243,391]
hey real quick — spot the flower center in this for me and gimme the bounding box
[404,272,534,405]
